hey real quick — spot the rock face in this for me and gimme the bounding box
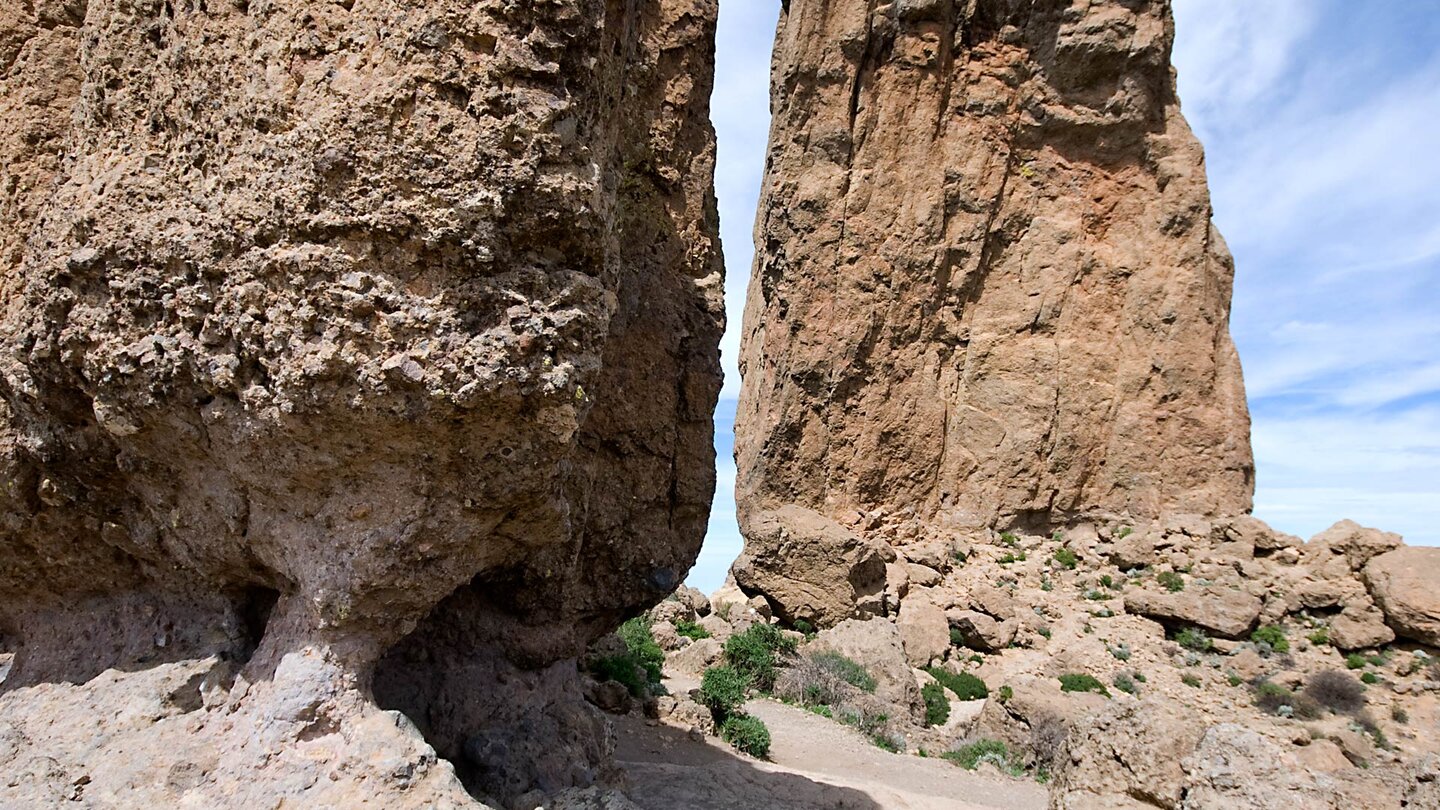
[733,0,1254,583]
[730,505,888,625]
[1365,547,1440,646]
[0,0,723,805]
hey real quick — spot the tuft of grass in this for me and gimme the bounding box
[1228,673,1243,687]
[1175,627,1213,652]
[998,551,1027,565]
[1058,673,1110,697]
[1157,571,1185,592]
[997,685,1014,703]
[1307,628,1330,646]
[1361,672,1379,685]
[943,739,1022,775]
[922,682,950,727]
[1116,526,1134,539]
[1182,673,1201,688]
[720,714,771,758]
[1053,548,1079,570]
[1000,532,1020,547]
[1345,653,1367,670]
[1099,574,1116,590]
[1113,673,1138,695]
[810,650,877,693]
[675,619,710,640]
[1251,625,1289,654]
[927,667,989,700]
[1108,642,1131,661]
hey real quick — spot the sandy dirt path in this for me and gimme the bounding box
[614,686,1048,810]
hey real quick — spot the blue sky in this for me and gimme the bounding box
[689,0,1440,594]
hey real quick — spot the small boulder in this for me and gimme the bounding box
[1305,520,1403,572]
[674,585,711,617]
[1364,546,1440,646]
[1328,606,1396,651]
[651,620,686,652]
[897,600,949,667]
[945,609,1015,652]
[587,680,632,715]
[811,618,920,713]
[666,637,723,676]
[1123,585,1262,638]
[904,563,942,589]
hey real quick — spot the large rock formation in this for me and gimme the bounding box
[733,0,1254,620]
[0,0,723,806]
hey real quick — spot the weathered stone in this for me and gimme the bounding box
[1364,546,1440,646]
[897,600,950,667]
[1305,520,1404,572]
[733,0,1254,545]
[732,505,888,627]
[1328,607,1396,651]
[946,609,1016,653]
[1052,699,1205,809]
[811,619,920,714]
[1124,586,1262,638]
[0,0,724,805]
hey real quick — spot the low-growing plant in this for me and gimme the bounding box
[811,650,877,693]
[950,626,967,647]
[1307,627,1330,646]
[1058,673,1110,697]
[720,714,771,758]
[1116,526,1134,539]
[1361,672,1378,684]
[1254,681,1295,715]
[998,551,1026,565]
[1367,653,1388,667]
[591,654,648,697]
[1251,625,1289,654]
[1133,672,1147,683]
[775,650,873,707]
[675,619,711,640]
[1113,673,1138,695]
[1157,571,1185,592]
[699,665,750,721]
[1227,673,1243,687]
[1041,577,1054,592]
[997,685,1014,703]
[944,739,1020,774]
[724,623,796,691]
[792,619,815,637]
[1182,673,1201,688]
[927,667,989,700]
[1175,627,1213,652]
[922,682,950,727]
[1108,642,1131,661]
[1053,548,1078,570]
[1345,653,1367,670]
[1084,589,1109,601]
[1000,532,1020,547]
[1391,706,1410,724]
[1305,670,1367,714]
[1099,574,1116,589]
[1037,626,1052,640]
[617,616,666,685]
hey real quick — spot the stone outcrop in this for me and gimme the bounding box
[731,505,888,625]
[732,0,1254,589]
[1365,547,1440,646]
[0,0,723,806]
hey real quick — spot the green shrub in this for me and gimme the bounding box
[1345,653,1367,670]
[810,650,877,693]
[1175,627,1213,652]
[1227,673,1243,687]
[949,626,967,647]
[1116,526,1133,539]
[944,739,1021,775]
[1053,548,1079,570]
[1251,625,1289,654]
[1000,532,1020,547]
[1157,571,1185,592]
[1099,574,1116,589]
[675,619,710,640]
[1058,673,1110,697]
[997,685,1014,703]
[1113,673,1137,695]
[1367,653,1388,667]
[927,667,988,700]
[1133,672,1147,683]
[699,665,750,721]
[1108,643,1131,661]
[617,617,665,685]
[792,619,815,637]
[720,714,771,758]
[1254,681,1294,715]
[1392,706,1410,724]
[1182,673,1201,688]
[1307,628,1330,646]
[998,552,1025,565]
[724,623,796,691]
[922,682,950,727]
[591,655,647,697]
[1361,672,1378,684]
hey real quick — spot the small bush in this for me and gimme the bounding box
[1392,706,1410,724]
[1182,673,1201,688]
[1058,673,1110,697]
[1157,571,1185,592]
[1307,628,1330,646]
[617,617,666,685]
[792,619,815,636]
[1345,653,1367,670]
[1367,653,1387,667]
[1029,712,1069,772]
[998,552,1026,565]
[591,654,647,697]
[1255,682,1294,715]
[1000,532,1020,547]
[724,623,796,691]
[997,685,1014,703]
[922,682,950,727]
[699,665,750,721]
[1099,574,1116,590]
[1361,672,1378,684]
[1113,673,1137,695]
[927,667,988,700]
[811,650,877,693]
[1133,672,1147,683]
[1175,627,1213,652]
[1251,625,1289,654]
[1108,643,1131,661]
[950,626,967,647]
[1053,548,1079,570]
[1227,673,1243,687]
[720,714,771,758]
[1303,670,1366,715]
[1116,526,1134,539]
[944,739,1015,771]
[675,619,710,640]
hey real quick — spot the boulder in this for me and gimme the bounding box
[1124,586,1263,638]
[897,600,950,667]
[1052,699,1205,810]
[1305,520,1403,572]
[1181,725,1349,809]
[946,610,1016,653]
[674,586,712,618]
[666,638,724,677]
[1364,546,1440,646]
[1328,607,1396,651]
[1226,515,1302,553]
[732,505,888,627]
[811,619,920,714]
[905,563,943,589]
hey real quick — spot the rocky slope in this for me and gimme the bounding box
[0,0,723,806]
[734,0,1255,612]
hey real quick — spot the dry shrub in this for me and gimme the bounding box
[1303,670,1366,715]
[1029,712,1069,772]
[774,652,859,707]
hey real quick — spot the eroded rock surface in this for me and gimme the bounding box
[0,0,723,805]
[733,0,1254,585]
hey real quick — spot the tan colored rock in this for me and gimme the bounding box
[1181,725,1350,809]
[733,0,1254,546]
[1052,699,1205,809]
[1328,607,1396,651]
[1364,546,1440,646]
[811,619,921,715]
[897,600,951,667]
[947,609,1017,653]
[1304,520,1404,571]
[906,563,944,589]
[1124,585,1262,638]
[1295,739,1354,773]
[731,505,888,627]
[666,638,724,678]
[0,0,724,804]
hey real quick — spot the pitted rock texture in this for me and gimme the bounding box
[0,0,723,805]
[734,0,1254,574]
